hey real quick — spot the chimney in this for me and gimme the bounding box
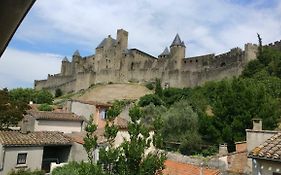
[252,118,262,131]
[219,143,228,156]
[20,118,29,134]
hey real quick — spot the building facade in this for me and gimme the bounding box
[35,29,273,94]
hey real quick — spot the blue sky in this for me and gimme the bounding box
[1,0,281,89]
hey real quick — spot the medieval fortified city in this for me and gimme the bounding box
[1,1,281,175]
[35,29,260,94]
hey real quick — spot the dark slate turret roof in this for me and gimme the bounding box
[62,56,69,62]
[170,34,185,47]
[73,50,80,56]
[96,37,117,49]
[159,47,170,56]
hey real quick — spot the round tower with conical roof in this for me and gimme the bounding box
[71,50,82,74]
[170,34,186,59]
[170,34,186,69]
[61,56,71,76]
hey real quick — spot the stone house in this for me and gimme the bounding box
[66,99,112,129]
[22,110,84,133]
[0,131,71,175]
[246,119,281,175]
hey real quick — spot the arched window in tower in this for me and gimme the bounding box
[131,62,134,70]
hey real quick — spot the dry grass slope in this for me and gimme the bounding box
[74,83,152,103]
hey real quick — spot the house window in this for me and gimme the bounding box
[17,153,27,165]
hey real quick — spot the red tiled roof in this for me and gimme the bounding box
[249,133,281,161]
[27,111,84,121]
[66,128,107,145]
[114,117,128,129]
[71,99,112,107]
[0,131,71,146]
[163,160,220,175]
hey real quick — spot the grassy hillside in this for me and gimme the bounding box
[74,83,153,103]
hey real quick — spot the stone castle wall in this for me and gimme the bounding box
[35,29,266,94]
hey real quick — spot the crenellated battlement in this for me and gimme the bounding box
[35,29,280,94]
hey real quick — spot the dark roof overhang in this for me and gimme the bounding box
[0,0,36,58]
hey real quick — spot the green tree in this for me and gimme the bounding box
[161,100,202,155]
[9,88,54,104]
[99,104,166,175]
[35,90,53,104]
[138,94,164,107]
[0,90,29,130]
[155,78,163,97]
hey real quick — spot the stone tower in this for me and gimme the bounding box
[117,29,128,51]
[72,50,81,74]
[61,56,71,76]
[170,34,186,69]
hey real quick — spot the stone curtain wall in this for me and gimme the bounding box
[34,29,263,94]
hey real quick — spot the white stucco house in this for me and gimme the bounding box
[22,111,84,134]
[0,131,71,175]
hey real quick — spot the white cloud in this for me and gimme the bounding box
[14,0,281,56]
[2,0,281,88]
[0,48,62,89]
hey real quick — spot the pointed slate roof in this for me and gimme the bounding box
[96,37,117,49]
[73,50,80,56]
[170,34,185,47]
[159,47,170,56]
[62,56,69,62]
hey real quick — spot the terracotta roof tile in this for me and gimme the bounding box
[163,160,220,175]
[114,117,128,129]
[27,111,84,121]
[0,131,71,146]
[71,99,112,107]
[66,128,107,145]
[249,133,281,161]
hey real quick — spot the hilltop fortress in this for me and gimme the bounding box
[35,29,280,94]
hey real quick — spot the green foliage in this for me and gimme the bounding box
[141,103,167,129]
[0,90,30,129]
[38,103,53,111]
[99,104,166,175]
[145,82,154,90]
[155,78,163,97]
[138,94,164,107]
[9,88,53,104]
[106,100,127,121]
[35,90,53,104]
[83,115,98,164]
[8,169,44,175]
[52,161,104,175]
[55,88,63,97]
[162,100,202,155]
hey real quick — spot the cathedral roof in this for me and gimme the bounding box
[62,56,69,62]
[170,34,185,47]
[73,50,80,56]
[96,37,117,49]
[159,47,170,56]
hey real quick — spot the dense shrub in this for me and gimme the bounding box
[145,82,154,90]
[38,103,53,111]
[52,162,104,175]
[8,169,44,175]
[138,94,164,107]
